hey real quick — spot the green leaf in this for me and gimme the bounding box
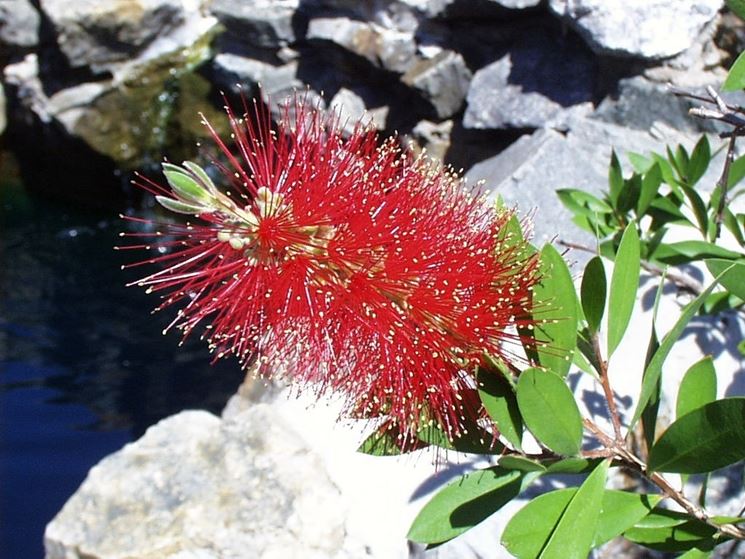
[608,150,624,207]
[723,50,745,91]
[155,195,212,215]
[706,258,745,300]
[181,160,218,194]
[538,459,609,559]
[676,356,717,420]
[162,167,213,204]
[407,467,532,544]
[628,151,654,173]
[637,162,662,216]
[687,136,711,186]
[593,491,662,547]
[581,256,606,335]
[727,153,745,187]
[556,189,613,216]
[477,367,523,450]
[680,184,709,235]
[545,457,602,474]
[499,455,547,472]
[677,548,712,559]
[357,427,406,456]
[502,488,575,559]
[650,241,741,265]
[624,509,717,552]
[417,415,505,455]
[648,397,745,473]
[630,271,725,429]
[607,224,640,357]
[727,0,745,20]
[533,245,578,377]
[723,208,745,246]
[516,368,583,456]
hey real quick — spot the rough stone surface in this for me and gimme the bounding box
[0,0,40,49]
[463,33,595,130]
[330,87,387,134]
[211,0,300,49]
[548,0,723,60]
[307,17,417,73]
[40,0,199,73]
[401,50,471,118]
[44,405,370,559]
[410,118,453,160]
[465,116,706,248]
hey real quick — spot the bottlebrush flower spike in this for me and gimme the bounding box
[121,95,539,447]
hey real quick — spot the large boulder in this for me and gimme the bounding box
[401,50,471,119]
[45,405,370,559]
[210,0,300,49]
[463,33,595,130]
[39,0,213,75]
[0,0,40,51]
[547,0,723,60]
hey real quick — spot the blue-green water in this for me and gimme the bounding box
[0,166,245,558]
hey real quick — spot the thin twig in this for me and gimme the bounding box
[590,333,624,442]
[713,129,741,239]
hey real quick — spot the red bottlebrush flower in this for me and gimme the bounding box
[121,96,539,447]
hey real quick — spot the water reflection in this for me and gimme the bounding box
[0,163,245,557]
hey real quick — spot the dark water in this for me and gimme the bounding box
[0,162,245,558]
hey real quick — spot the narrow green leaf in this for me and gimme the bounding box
[533,245,578,377]
[651,241,741,265]
[687,136,711,186]
[538,460,609,559]
[637,162,662,216]
[357,428,404,456]
[681,184,709,235]
[628,151,654,173]
[477,368,523,450]
[417,413,505,455]
[499,455,547,472]
[581,256,606,335]
[545,457,602,474]
[677,548,712,559]
[727,0,745,20]
[727,153,745,187]
[624,509,716,552]
[155,195,212,215]
[706,258,745,300]
[593,491,662,547]
[556,189,613,216]
[516,368,583,456]
[723,50,745,91]
[608,150,624,207]
[407,467,528,544]
[630,272,725,429]
[607,224,640,357]
[676,356,717,420]
[723,208,745,246]
[648,397,745,473]
[502,488,575,559]
[182,160,218,193]
[163,168,212,204]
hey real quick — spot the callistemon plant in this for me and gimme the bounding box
[121,96,539,447]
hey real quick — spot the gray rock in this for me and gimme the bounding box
[0,0,40,49]
[307,17,417,74]
[593,75,720,135]
[40,0,193,73]
[548,0,723,60]
[463,34,595,130]
[330,87,387,134]
[465,116,704,248]
[410,118,453,161]
[211,0,300,49]
[401,50,471,119]
[45,405,370,559]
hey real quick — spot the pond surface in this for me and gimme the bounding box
[0,160,245,558]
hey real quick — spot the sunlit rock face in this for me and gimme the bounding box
[44,405,370,559]
[548,0,723,59]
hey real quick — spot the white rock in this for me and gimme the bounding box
[44,405,370,559]
[548,0,723,59]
